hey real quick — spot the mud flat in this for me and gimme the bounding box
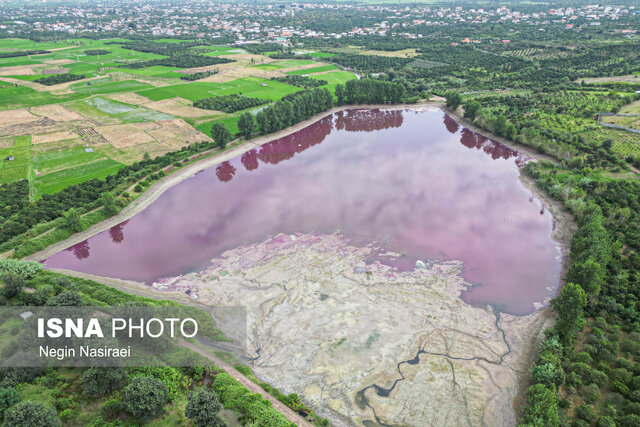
[151,233,553,426]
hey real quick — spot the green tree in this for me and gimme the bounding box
[185,389,226,427]
[445,90,462,110]
[45,291,83,307]
[335,84,346,105]
[100,192,118,217]
[463,100,480,121]
[82,368,128,396]
[551,283,587,346]
[566,259,604,298]
[237,112,255,139]
[518,384,560,426]
[0,387,19,419]
[1,273,25,299]
[3,401,61,427]
[63,208,82,232]
[122,376,168,420]
[211,122,232,149]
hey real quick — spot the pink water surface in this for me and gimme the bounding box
[44,109,562,315]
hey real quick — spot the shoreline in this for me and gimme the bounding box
[26,100,566,262]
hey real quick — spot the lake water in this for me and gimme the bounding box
[44,108,562,315]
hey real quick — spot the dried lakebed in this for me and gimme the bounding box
[45,107,563,426]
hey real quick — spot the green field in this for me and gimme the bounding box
[0,86,83,110]
[137,77,301,102]
[35,158,123,195]
[0,135,30,184]
[286,64,339,75]
[71,77,154,95]
[310,70,358,92]
[32,147,106,175]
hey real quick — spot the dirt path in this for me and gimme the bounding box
[182,341,312,426]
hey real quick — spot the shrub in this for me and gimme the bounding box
[185,389,225,427]
[82,368,128,396]
[122,376,168,420]
[3,401,61,427]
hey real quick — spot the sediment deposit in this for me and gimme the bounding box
[153,232,551,426]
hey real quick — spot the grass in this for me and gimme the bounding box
[286,64,339,75]
[31,147,106,175]
[310,51,337,58]
[35,158,123,195]
[620,100,640,115]
[71,77,153,95]
[137,76,301,102]
[310,70,358,92]
[0,135,30,184]
[0,86,83,110]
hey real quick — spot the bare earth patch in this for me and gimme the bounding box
[152,232,552,427]
[0,108,38,126]
[105,92,153,105]
[32,129,79,145]
[0,64,39,76]
[95,123,155,148]
[30,104,84,122]
[144,98,220,117]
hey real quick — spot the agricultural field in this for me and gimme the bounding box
[0,37,352,199]
[286,64,339,75]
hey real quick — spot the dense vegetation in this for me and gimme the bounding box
[194,94,269,113]
[0,263,313,426]
[271,75,327,88]
[0,50,49,58]
[256,87,334,134]
[83,49,110,56]
[180,70,218,81]
[122,54,232,69]
[34,74,85,85]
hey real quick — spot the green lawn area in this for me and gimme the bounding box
[32,147,106,175]
[35,158,123,195]
[310,51,337,58]
[112,65,184,79]
[71,77,153,95]
[310,70,358,92]
[0,86,83,110]
[137,76,301,102]
[286,64,339,75]
[0,135,30,184]
[252,59,317,70]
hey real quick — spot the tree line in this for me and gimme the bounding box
[194,94,269,113]
[34,73,85,86]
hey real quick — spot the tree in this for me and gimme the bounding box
[463,100,480,121]
[518,384,560,426]
[211,122,232,149]
[63,208,82,232]
[185,389,226,427]
[82,367,128,396]
[445,90,462,110]
[551,283,587,346]
[3,401,61,427]
[122,376,168,420]
[566,259,604,298]
[237,112,255,139]
[335,84,346,105]
[0,387,19,419]
[100,192,118,217]
[1,273,25,299]
[45,291,83,307]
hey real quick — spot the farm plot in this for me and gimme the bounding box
[71,77,153,95]
[0,135,30,183]
[0,86,83,110]
[32,146,106,175]
[137,77,300,102]
[309,70,357,92]
[286,64,339,75]
[34,158,123,195]
[85,96,175,122]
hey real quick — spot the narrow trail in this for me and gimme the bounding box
[356,311,512,427]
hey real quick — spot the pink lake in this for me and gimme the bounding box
[44,108,562,315]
